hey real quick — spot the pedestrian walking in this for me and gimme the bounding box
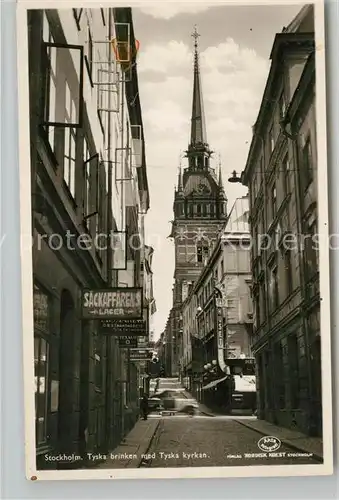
[140,395,149,420]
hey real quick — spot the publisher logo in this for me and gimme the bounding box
[258,436,281,452]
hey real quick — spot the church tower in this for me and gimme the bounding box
[169,26,228,307]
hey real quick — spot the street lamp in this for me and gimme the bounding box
[228,170,243,184]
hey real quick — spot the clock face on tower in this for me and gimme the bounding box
[197,182,209,194]
[184,177,211,196]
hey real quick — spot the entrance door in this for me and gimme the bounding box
[58,289,76,455]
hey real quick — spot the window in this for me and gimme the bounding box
[73,8,83,29]
[220,259,224,278]
[279,91,286,120]
[282,154,290,198]
[197,244,203,263]
[210,204,215,216]
[301,135,313,190]
[63,82,76,197]
[100,8,106,25]
[253,289,260,329]
[283,249,293,295]
[85,24,94,82]
[304,217,318,279]
[83,138,91,218]
[197,204,201,216]
[259,278,266,324]
[42,13,56,154]
[252,174,258,201]
[271,183,277,220]
[197,243,208,263]
[33,284,51,447]
[269,124,275,154]
[268,264,279,310]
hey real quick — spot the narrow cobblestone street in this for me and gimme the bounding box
[143,416,320,468]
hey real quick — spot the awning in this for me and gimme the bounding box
[202,376,228,391]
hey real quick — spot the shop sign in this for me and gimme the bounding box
[82,288,143,319]
[100,319,146,336]
[118,336,138,348]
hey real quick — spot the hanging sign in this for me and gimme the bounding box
[100,318,147,336]
[129,349,152,362]
[118,336,138,348]
[81,288,143,319]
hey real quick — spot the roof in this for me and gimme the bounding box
[283,4,314,34]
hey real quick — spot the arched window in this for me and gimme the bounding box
[197,242,209,263]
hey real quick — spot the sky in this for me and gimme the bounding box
[132,2,304,339]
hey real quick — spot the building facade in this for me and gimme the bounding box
[180,197,253,402]
[242,5,321,436]
[166,28,227,375]
[30,7,151,469]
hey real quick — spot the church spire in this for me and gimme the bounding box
[177,161,183,192]
[190,25,207,147]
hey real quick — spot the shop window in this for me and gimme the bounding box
[33,284,51,447]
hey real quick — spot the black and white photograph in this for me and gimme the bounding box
[17,0,333,480]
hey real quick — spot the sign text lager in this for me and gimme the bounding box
[82,288,143,319]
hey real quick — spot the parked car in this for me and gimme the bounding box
[147,397,164,413]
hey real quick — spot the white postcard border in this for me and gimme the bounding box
[17,0,333,481]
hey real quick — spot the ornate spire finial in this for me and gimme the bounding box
[191,25,200,72]
[191,24,200,48]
